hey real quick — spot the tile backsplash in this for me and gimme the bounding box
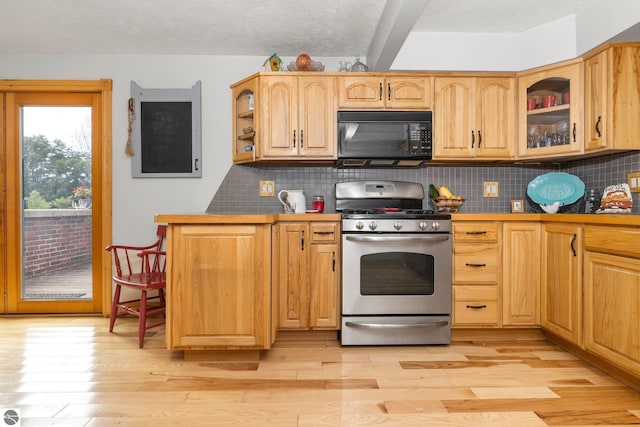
[206,151,640,214]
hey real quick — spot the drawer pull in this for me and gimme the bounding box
[466,231,487,235]
[314,231,334,235]
[466,304,487,309]
[465,263,486,267]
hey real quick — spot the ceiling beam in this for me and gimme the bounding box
[367,0,430,71]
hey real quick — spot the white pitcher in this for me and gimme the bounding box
[278,189,306,214]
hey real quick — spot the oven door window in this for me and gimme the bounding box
[360,252,434,295]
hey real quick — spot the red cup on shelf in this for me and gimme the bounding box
[527,98,537,110]
[562,92,570,104]
[542,95,555,108]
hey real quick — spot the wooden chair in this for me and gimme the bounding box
[105,225,167,348]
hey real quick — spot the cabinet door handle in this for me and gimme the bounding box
[332,251,336,272]
[478,130,482,148]
[379,83,383,101]
[570,233,576,257]
[572,123,577,142]
[465,263,487,267]
[387,82,391,101]
[595,116,602,138]
[466,231,487,235]
[301,230,305,251]
[300,129,304,148]
[466,304,487,309]
[293,130,296,148]
[471,130,475,148]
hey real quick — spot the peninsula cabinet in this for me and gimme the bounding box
[164,223,272,351]
[502,222,540,326]
[517,61,583,159]
[452,221,501,327]
[540,223,583,346]
[433,77,515,160]
[337,75,433,109]
[584,225,640,377]
[584,44,640,153]
[275,221,340,330]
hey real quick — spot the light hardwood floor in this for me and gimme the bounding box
[1,316,640,426]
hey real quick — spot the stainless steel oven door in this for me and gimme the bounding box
[342,233,452,316]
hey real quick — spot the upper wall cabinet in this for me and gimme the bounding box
[584,44,640,153]
[231,73,336,164]
[337,75,433,109]
[232,77,257,163]
[517,62,583,159]
[433,76,515,160]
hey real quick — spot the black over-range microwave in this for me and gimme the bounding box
[337,110,432,167]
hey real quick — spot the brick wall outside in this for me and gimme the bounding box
[23,209,91,278]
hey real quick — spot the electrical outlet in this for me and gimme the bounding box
[483,181,499,198]
[259,180,275,197]
[627,172,640,193]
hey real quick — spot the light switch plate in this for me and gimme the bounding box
[259,180,275,197]
[483,181,499,198]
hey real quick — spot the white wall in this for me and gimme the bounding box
[392,16,577,71]
[0,54,344,243]
[576,0,640,54]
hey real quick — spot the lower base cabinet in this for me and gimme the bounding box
[584,225,640,377]
[275,221,340,330]
[165,224,272,350]
[540,223,582,345]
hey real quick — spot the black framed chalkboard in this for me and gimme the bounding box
[130,81,202,178]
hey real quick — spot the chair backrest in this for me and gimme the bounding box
[106,224,167,278]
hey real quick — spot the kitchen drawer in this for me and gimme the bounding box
[310,222,339,243]
[453,243,499,284]
[584,225,640,259]
[453,286,499,326]
[453,222,500,243]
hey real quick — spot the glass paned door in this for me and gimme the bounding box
[21,106,93,300]
[4,91,103,313]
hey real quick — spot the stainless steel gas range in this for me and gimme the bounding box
[336,180,452,346]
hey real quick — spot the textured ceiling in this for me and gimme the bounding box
[0,0,593,56]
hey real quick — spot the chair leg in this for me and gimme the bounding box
[139,290,147,348]
[109,284,122,333]
[159,288,166,318]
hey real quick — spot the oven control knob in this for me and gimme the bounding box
[418,221,429,231]
[393,221,402,230]
[368,221,378,230]
[431,221,441,231]
[355,221,364,230]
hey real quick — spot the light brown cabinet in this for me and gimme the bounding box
[434,77,515,159]
[540,223,582,345]
[231,74,335,163]
[502,222,540,326]
[584,44,640,153]
[337,75,433,109]
[517,62,583,159]
[261,75,336,159]
[165,223,272,350]
[452,221,501,327]
[231,77,257,163]
[584,225,640,377]
[275,221,340,330]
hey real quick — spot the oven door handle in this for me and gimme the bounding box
[345,320,449,329]
[345,235,450,243]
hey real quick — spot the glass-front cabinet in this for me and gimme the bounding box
[232,77,257,163]
[518,62,583,159]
